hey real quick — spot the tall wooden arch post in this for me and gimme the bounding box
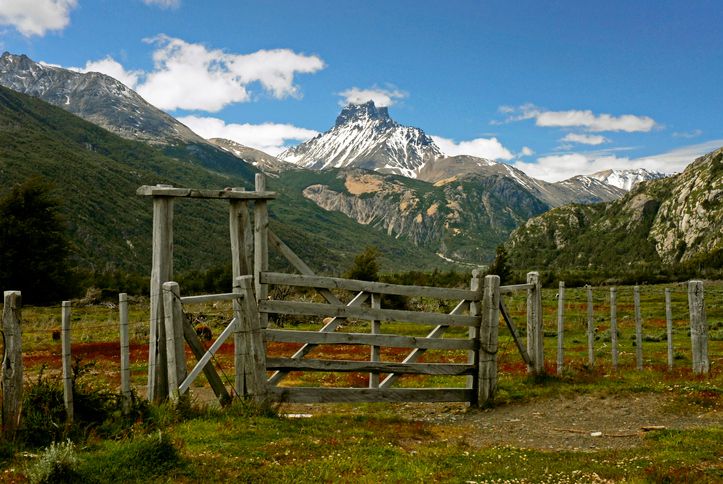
[137,183,276,403]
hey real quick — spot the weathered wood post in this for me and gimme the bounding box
[586,285,594,366]
[610,287,618,370]
[148,184,174,403]
[119,293,131,415]
[2,291,22,440]
[688,280,709,375]
[665,288,674,370]
[468,270,481,390]
[369,293,381,389]
[61,301,73,423]
[556,281,565,375]
[526,271,544,374]
[230,188,253,397]
[254,174,269,330]
[634,286,643,370]
[235,276,267,401]
[162,282,187,403]
[478,275,500,405]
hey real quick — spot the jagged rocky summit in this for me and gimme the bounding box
[278,101,443,178]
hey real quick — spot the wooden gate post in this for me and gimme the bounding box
[478,275,500,405]
[162,282,187,403]
[61,301,73,423]
[119,293,131,415]
[148,185,174,403]
[467,270,481,390]
[688,280,709,375]
[2,291,22,440]
[254,174,269,330]
[235,276,268,401]
[526,272,544,374]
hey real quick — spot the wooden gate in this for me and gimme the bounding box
[258,271,500,405]
[139,174,540,406]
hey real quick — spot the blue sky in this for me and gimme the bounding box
[1,0,722,181]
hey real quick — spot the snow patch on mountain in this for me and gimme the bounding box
[590,168,667,191]
[278,101,442,177]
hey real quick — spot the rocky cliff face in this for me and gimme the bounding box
[649,148,723,263]
[296,168,549,263]
[506,147,723,269]
[0,52,204,145]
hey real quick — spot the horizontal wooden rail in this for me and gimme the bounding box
[137,186,276,200]
[264,329,475,350]
[267,358,475,375]
[269,387,473,403]
[180,293,240,304]
[499,283,535,294]
[261,272,479,301]
[259,300,479,327]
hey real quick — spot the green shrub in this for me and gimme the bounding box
[25,440,80,484]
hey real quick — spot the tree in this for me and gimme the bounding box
[486,245,511,285]
[0,178,73,303]
[344,246,381,281]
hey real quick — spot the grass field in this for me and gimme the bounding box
[2,280,721,482]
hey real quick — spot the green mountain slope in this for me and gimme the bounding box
[0,86,448,280]
[280,168,550,264]
[505,147,723,276]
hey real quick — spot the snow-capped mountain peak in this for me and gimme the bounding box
[278,101,442,178]
[589,168,667,191]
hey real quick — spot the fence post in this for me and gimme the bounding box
[688,280,709,375]
[610,287,618,370]
[2,290,22,440]
[148,185,174,403]
[478,275,500,406]
[254,174,269,330]
[369,293,381,388]
[235,276,267,401]
[556,281,565,375]
[665,288,673,370]
[586,285,594,366]
[526,271,544,374]
[162,282,187,403]
[634,286,643,370]
[61,301,73,423]
[468,270,481,391]
[119,293,131,415]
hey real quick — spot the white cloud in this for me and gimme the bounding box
[76,57,143,88]
[512,138,723,182]
[78,36,325,112]
[178,115,318,156]
[432,135,514,161]
[143,0,181,8]
[672,129,703,139]
[497,104,657,133]
[338,87,407,107]
[0,0,77,36]
[519,146,534,157]
[136,35,325,111]
[560,133,609,145]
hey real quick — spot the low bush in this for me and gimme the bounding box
[25,440,80,484]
